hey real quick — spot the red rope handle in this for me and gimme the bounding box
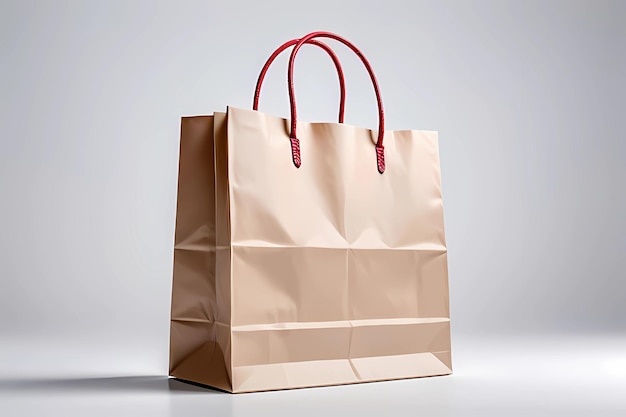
[288,32,386,173]
[253,38,346,123]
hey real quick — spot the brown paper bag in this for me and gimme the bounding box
[170,32,451,393]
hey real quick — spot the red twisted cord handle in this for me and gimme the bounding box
[288,32,386,173]
[254,38,346,123]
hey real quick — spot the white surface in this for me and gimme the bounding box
[2,335,625,416]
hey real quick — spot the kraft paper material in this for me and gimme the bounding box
[169,107,451,393]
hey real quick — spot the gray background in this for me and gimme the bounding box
[1,0,625,415]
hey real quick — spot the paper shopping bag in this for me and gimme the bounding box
[170,32,451,393]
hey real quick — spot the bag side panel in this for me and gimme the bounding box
[169,116,232,392]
